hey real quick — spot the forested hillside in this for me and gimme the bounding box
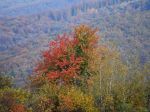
[0,25,149,112]
[0,0,149,83]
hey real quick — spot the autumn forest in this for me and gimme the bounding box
[0,25,149,112]
[0,0,150,112]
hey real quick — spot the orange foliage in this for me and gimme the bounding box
[35,25,102,86]
[10,104,26,112]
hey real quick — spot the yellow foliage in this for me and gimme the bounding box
[58,86,99,112]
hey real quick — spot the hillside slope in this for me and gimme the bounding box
[0,0,149,82]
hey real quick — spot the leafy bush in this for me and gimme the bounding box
[0,75,12,89]
[0,88,30,112]
[58,86,98,112]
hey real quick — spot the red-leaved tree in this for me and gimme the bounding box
[35,34,83,84]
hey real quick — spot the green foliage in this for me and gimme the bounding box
[0,75,31,112]
[29,83,98,112]
[0,75,12,89]
[92,47,149,112]
[58,86,98,112]
[29,83,59,112]
[0,87,30,112]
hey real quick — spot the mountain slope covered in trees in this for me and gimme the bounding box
[0,0,149,82]
[0,25,149,112]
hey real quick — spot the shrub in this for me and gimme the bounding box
[0,88,30,112]
[58,86,98,112]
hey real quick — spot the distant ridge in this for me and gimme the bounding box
[0,0,133,17]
